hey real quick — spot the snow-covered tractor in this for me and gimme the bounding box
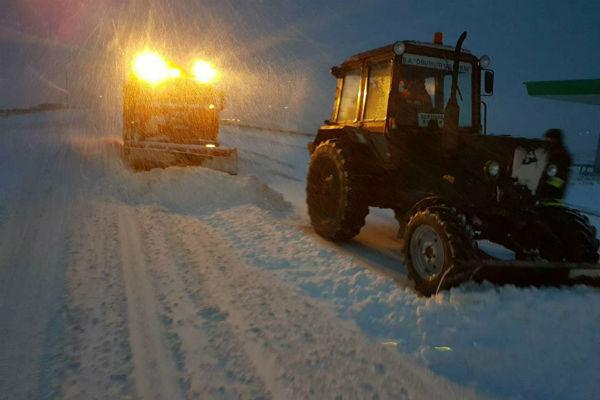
[306,32,600,295]
[123,51,237,174]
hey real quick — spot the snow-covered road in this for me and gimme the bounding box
[1,111,600,399]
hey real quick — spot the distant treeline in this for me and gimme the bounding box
[0,103,66,117]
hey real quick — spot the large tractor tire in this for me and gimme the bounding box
[306,140,368,241]
[402,207,476,296]
[537,206,599,263]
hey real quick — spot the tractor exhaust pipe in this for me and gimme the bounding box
[444,31,468,131]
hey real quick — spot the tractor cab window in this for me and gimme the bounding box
[364,61,392,120]
[395,53,473,129]
[337,69,361,122]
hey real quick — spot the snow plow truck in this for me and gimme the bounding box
[306,32,600,295]
[123,51,237,174]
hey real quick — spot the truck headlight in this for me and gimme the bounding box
[193,60,217,83]
[546,164,558,177]
[133,51,176,85]
[485,160,501,177]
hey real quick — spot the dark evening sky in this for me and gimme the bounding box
[1,0,599,160]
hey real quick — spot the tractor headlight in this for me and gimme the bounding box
[546,163,558,177]
[193,60,217,83]
[479,54,491,68]
[133,51,177,85]
[485,160,501,177]
[393,41,406,55]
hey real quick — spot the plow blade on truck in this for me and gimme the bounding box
[124,139,237,174]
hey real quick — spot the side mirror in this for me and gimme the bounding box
[484,70,494,95]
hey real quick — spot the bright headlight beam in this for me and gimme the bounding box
[193,60,217,83]
[133,51,170,84]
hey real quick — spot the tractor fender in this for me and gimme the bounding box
[407,196,461,216]
[400,196,450,226]
[309,126,391,168]
[397,195,464,242]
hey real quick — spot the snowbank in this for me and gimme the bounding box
[63,132,292,217]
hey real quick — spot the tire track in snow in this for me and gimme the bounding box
[137,207,271,399]
[166,211,482,400]
[61,202,133,399]
[117,205,184,400]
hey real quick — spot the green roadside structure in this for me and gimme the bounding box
[525,79,600,173]
[525,79,600,105]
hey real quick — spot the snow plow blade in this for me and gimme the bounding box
[459,259,600,288]
[124,140,238,175]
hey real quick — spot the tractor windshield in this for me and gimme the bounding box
[395,53,474,129]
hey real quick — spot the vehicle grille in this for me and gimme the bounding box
[511,146,548,194]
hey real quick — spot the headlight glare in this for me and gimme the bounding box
[193,60,218,83]
[133,51,170,84]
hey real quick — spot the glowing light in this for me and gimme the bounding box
[205,144,216,148]
[133,51,171,84]
[193,60,217,83]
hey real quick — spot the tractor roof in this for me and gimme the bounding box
[341,40,473,67]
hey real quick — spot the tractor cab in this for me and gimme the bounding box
[328,32,493,136]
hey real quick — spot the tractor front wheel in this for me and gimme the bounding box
[403,207,476,296]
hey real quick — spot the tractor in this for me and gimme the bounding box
[306,32,600,295]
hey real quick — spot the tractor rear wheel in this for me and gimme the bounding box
[402,207,476,296]
[306,140,368,241]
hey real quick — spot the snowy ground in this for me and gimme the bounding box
[1,111,600,400]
